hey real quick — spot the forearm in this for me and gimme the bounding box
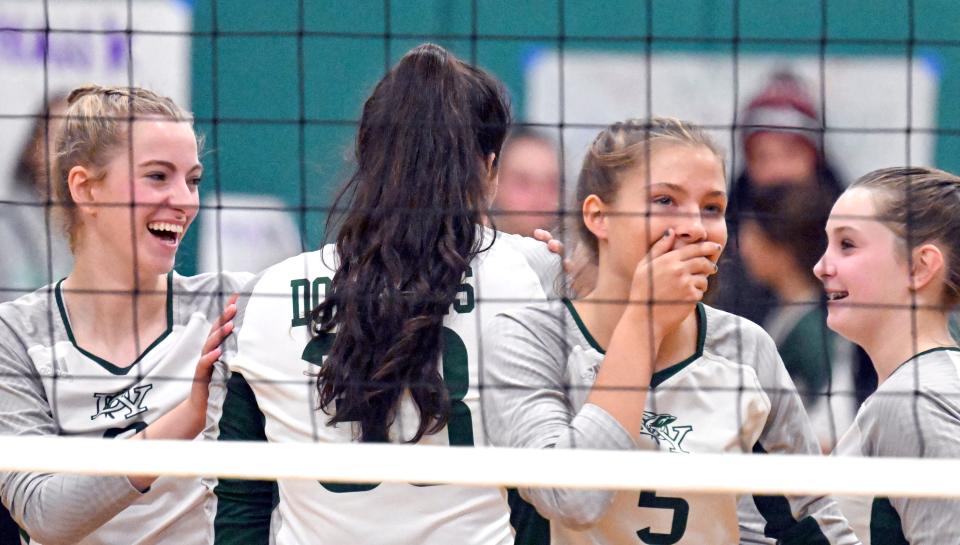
[127,398,205,490]
[481,311,647,528]
[2,471,142,545]
[585,305,661,440]
[518,404,637,528]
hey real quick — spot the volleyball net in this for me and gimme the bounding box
[2,0,960,522]
[1,436,959,500]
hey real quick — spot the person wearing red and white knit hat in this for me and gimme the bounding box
[721,71,845,320]
[740,70,825,187]
[713,69,876,422]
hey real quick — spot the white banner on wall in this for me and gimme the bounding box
[0,0,192,195]
[526,51,939,190]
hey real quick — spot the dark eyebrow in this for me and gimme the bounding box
[138,159,203,173]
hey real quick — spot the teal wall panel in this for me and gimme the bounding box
[181,0,960,274]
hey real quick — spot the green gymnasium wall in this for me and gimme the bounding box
[179,0,960,274]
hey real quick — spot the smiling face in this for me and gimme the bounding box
[814,187,911,344]
[601,143,727,283]
[76,119,202,278]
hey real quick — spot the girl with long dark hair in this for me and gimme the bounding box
[213,43,557,544]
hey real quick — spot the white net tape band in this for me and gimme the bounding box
[1,436,957,499]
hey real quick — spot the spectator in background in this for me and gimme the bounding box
[739,184,859,451]
[0,92,73,545]
[0,94,73,303]
[490,128,561,236]
[712,69,876,427]
[715,70,845,326]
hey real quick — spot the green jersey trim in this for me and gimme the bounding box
[561,299,706,388]
[54,273,174,376]
[214,372,278,544]
[562,298,605,353]
[508,488,550,545]
[651,303,706,389]
[869,497,908,545]
[751,442,831,544]
[888,346,960,381]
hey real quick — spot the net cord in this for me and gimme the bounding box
[1,436,958,499]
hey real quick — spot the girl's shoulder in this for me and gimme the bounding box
[0,282,58,316]
[174,270,256,294]
[700,304,794,386]
[701,303,776,353]
[880,347,960,395]
[856,349,960,457]
[181,246,338,295]
[171,271,257,325]
[488,298,602,367]
[479,227,563,300]
[0,283,61,348]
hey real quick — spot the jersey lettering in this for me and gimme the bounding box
[452,267,475,314]
[91,384,153,420]
[290,276,332,327]
[641,412,692,453]
[291,271,474,326]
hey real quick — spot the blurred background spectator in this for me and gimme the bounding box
[738,184,859,451]
[0,94,73,303]
[0,89,73,545]
[711,71,878,447]
[490,128,562,237]
[715,70,845,325]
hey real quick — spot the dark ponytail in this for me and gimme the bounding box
[311,44,510,443]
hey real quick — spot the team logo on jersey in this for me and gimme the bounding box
[90,384,153,421]
[641,411,692,453]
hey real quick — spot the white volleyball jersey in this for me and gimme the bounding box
[482,300,860,545]
[215,228,557,545]
[833,347,960,545]
[0,271,251,545]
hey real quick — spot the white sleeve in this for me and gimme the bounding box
[863,390,960,544]
[481,308,637,529]
[747,327,861,545]
[494,232,563,300]
[0,330,143,545]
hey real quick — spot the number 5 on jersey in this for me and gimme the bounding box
[637,491,688,545]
